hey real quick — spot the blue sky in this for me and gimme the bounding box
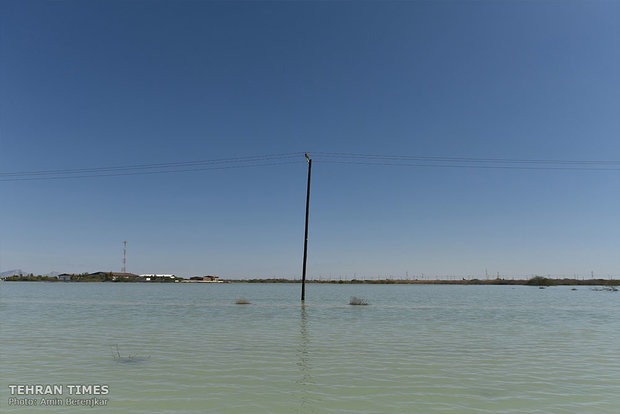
[1,0,619,278]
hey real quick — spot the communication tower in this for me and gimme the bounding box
[122,241,127,273]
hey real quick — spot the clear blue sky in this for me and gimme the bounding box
[1,0,618,278]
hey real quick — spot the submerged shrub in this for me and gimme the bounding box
[349,296,369,306]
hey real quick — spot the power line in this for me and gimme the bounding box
[312,151,620,166]
[315,159,620,171]
[0,160,302,182]
[2,150,619,182]
[0,152,304,177]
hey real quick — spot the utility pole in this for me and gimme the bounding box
[301,153,312,301]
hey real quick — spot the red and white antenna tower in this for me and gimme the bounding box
[122,241,127,273]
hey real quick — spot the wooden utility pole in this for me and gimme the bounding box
[301,153,312,301]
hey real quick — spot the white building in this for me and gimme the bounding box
[140,274,176,280]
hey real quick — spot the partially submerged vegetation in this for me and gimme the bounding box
[111,345,150,363]
[591,286,618,292]
[349,296,369,306]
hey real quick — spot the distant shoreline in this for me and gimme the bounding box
[5,277,618,287]
[228,277,619,286]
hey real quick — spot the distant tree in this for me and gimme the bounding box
[527,276,555,286]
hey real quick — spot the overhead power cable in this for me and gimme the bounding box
[315,159,620,171]
[0,152,305,177]
[2,151,619,182]
[311,152,620,166]
[0,161,302,182]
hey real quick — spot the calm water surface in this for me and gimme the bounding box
[1,282,619,413]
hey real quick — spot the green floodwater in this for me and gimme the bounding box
[1,282,619,413]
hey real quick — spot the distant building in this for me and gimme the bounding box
[88,272,138,280]
[111,272,138,278]
[138,274,176,281]
[189,275,221,282]
[58,274,72,281]
[140,274,176,279]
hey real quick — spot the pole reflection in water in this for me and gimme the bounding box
[296,303,318,413]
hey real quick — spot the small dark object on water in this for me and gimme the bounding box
[571,288,577,291]
[115,355,150,363]
[236,298,251,305]
[112,345,150,363]
[591,286,618,292]
[349,296,369,305]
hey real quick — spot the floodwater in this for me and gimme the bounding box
[1,282,619,413]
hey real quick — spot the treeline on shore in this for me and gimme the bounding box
[2,273,180,283]
[232,276,619,286]
[3,274,61,282]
